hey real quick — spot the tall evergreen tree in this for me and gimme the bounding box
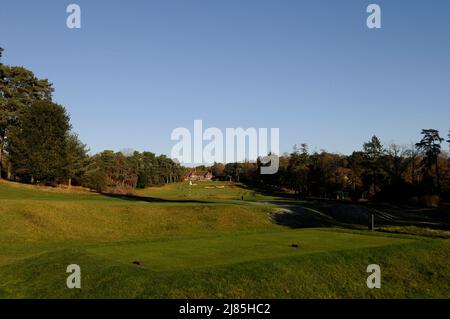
[363,135,385,195]
[0,48,53,178]
[416,129,444,194]
[65,133,88,188]
[8,101,70,184]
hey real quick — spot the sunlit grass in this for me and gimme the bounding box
[0,180,449,298]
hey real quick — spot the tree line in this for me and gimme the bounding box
[0,48,183,193]
[211,132,450,205]
[2,47,450,204]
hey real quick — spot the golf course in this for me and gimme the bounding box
[0,180,449,298]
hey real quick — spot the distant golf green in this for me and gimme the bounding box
[0,180,449,298]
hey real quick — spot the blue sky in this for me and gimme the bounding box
[1,0,449,157]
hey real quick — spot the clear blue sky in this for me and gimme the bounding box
[1,0,449,156]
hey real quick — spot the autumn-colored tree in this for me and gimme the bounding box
[211,162,225,179]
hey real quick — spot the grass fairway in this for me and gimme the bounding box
[88,230,411,271]
[0,180,449,298]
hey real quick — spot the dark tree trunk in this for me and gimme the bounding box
[7,162,11,180]
[0,138,4,180]
[0,148,3,180]
[435,157,441,194]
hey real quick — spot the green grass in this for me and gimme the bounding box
[137,181,278,202]
[87,230,411,271]
[0,180,449,298]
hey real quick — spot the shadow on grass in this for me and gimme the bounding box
[234,182,295,200]
[270,204,339,229]
[104,183,450,234]
[102,193,212,204]
[270,199,450,233]
[222,183,450,231]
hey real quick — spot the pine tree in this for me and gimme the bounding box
[0,48,53,178]
[8,101,70,184]
[416,129,444,194]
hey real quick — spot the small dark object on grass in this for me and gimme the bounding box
[291,244,299,248]
[132,261,141,266]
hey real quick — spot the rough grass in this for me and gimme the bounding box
[0,180,449,298]
[0,200,273,243]
[378,226,450,238]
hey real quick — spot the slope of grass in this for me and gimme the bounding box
[0,180,449,298]
[0,238,448,299]
[0,200,273,243]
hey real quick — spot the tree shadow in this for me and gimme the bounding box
[270,204,340,229]
[270,199,450,231]
[234,182,295,200]
[102,185,450,233]
[102,193,212,204]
